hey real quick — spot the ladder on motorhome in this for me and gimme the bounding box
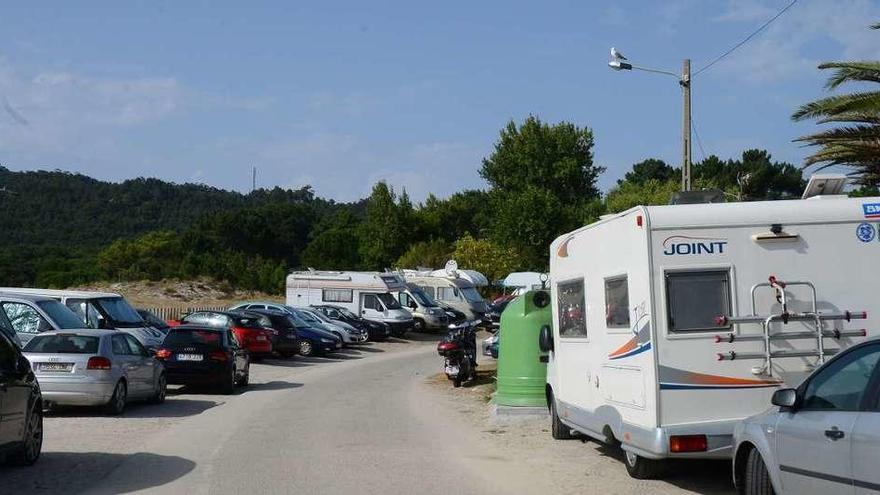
[714,276,868,376]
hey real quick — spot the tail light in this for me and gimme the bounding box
[87,356,112,370]
[154,348,172,360]
[437,341,459,352]
[669,435,708,453]
[209,351,228,362]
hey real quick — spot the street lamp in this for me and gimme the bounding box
[608,48,692,192]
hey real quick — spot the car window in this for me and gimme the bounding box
[802,344,880,411]
[111,335,131,355]
[164,328,223,346]
[24,334,100,354]
[66,299,104,328]
[124,335,148,356]
[2,302,52,334]
[36,300,85,329]
[363,294,380,311]
[605,276,630,328]
[0,332,17,371]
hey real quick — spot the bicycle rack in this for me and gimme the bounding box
[714,275,868,376]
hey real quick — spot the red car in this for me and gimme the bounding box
[178,310,273,358]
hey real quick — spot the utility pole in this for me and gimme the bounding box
[681,59,692,192]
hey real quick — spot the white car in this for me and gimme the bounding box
[732,338,880,494]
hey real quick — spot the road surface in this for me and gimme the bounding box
[2,337,734,494]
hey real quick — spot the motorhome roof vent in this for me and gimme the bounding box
[669,189,726,205]
[802,173,848,199]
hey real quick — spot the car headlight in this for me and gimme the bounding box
[320,338,334,343]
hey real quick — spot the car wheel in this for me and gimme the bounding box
[550,397,573,440]
[744,449,774,495]
[222,366,236,395]
[623,450,663,480]
[299,340,314,357]
[149,373,167,404]
[413,318,425,332]
[106,380,127,416]
[12,400,42,465]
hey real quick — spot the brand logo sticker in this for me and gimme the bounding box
[662,235,728,256]
[857,223,876,243]
[863,203,880,219]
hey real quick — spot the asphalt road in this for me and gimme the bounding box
[1,336,734,495]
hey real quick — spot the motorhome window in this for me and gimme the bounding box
[377,293,401,310]
[399,293,415,309]
[604,276,630,328]
[65,299,103,328]
[557,279,587,338]
[409,288,437,307]
[419,285,436,299]
[95,297,144,326]
[322,289,353,303]
[363,294,381,311]
[665,270,731,332]
[437,287,460,301]
[460,287,483,303]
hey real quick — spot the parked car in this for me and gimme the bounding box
[136,309,172,335]
[482,330,500,359]
[0,293,90,347]
[0,303,22,347]
[178,311,273,359]
[485,298,512,329]
[732,338,880,495]
[292,324,342,357]
[246,308,302,358]
[23,330,166,415]
[0,328,42,465]
[0,289,164,350]
[436,301,468,326]
[296,307,367,344]
[155,325,249,394]
[311,305,392,341]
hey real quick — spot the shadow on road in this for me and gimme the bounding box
[258,357,314,368]
[46,398,220,419]
[595,444,735,494]
[347,343,385,353]
[0,451,196,495]
[245,380,303,392]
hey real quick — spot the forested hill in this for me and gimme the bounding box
[0,166,362,289]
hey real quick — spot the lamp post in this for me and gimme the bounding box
[609,52,692,192]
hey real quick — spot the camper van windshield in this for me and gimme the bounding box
[95,297,143,327]
[410,288,438,307]
[377,293,401,309]
[460,287,483,303]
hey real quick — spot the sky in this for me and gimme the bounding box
[1,0,878,202]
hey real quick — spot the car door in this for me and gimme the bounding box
[360,294,384,321]
[852,345,880,495]
[0,332,29,447]
[111,334,143,395]
[776,343,880,495]
[124,335,158,398]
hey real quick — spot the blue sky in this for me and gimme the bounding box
[1,0,878,202]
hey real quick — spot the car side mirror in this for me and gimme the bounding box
[772,388,798,409]
[538,325,554,352]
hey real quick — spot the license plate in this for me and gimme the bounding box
[176,353,203,361]
[445,365,460,375]
[40,363,72,372]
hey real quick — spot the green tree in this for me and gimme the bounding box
[793,26,880,185]
[395,240,452,269]
[301,210,363,270]
[480,116,603,269]
[358,182,414,270]
[450,235,522,284]
[619,159,676,185]
[606,179,680,213]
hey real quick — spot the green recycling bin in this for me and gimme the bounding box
[494,290,550,408]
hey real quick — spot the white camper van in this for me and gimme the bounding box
[286,270,414,336]
[403,263,488,322]
[544,194,876,478]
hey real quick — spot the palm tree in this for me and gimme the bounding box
[792,24,880,185]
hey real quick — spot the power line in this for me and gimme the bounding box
[692,117,708,162]
[694,0,798,77]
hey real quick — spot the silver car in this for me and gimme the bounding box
[23,329,166,415]
[297,307,367,344]
[732,338,880,494]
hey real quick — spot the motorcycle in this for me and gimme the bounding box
[437,321,478,387]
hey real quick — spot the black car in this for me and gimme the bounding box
[137,309,172,335]
[155,325,250,394]
[437,302,468,326]
[312,305,392,341]
[486,299,511,328]
[0,327,42,465]
[247,309,301,358]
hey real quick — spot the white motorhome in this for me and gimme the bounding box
[286,270,414,336]
[403,262,488,322]
[544,194,876,478]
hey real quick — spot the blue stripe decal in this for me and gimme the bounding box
[660,383,782,390]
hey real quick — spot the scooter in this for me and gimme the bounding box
[437,321,478,387]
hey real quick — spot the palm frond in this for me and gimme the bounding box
[794,125,880,144]
[792,91,880,121]
[816,112,880,125]
[817,62,880,89]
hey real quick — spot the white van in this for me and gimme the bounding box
[286,270,414,336]
[544,193,876,478]
[0,288,164,349]
[394,282,449,331]
[403,265,488,322]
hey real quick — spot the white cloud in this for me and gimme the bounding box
[709,0,880,83]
